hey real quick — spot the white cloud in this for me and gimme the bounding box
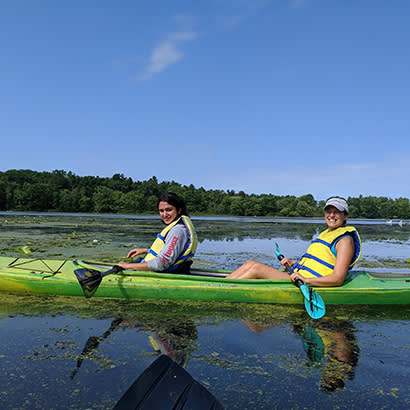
[139,31,197,81]
[219,0,272,29]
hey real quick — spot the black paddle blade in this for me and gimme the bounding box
[114,355,224,410]
[74,268,102,298]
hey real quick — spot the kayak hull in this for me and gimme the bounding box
[0,257,409,304]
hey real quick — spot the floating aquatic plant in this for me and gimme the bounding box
[17,245,32,255]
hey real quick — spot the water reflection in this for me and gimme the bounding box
[1,294,409,410]
[240,315,360,392]
[70,310,361,394]
[294,321,359,392]
[121,318,198,368]
[70,318,123,379]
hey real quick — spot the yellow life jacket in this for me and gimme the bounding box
[293,226,361,278]
[144,215,198,272]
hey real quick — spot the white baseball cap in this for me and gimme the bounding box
[324,197,349,213]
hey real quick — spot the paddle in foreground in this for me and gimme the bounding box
[275,242,326,319]
[113,354,224,410]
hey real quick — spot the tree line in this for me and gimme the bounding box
[0,169,409,219]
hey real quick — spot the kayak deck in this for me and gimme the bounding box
[0,257,409,304]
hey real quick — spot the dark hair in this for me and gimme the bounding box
[157,192,189,216]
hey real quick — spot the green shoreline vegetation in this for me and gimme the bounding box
[1,169,410,219]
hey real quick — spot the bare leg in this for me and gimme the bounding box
[226,260,289,279]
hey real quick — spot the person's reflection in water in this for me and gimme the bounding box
[316,321,360,392]
[120,318,198,368]
[243,317,360,392]
[241,317,279,334]
[147,320,198,367]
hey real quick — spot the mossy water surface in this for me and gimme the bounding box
[0,213,409,409]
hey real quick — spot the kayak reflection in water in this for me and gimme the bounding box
[227,197,362,287]
[242,317,360,392]
[117,192,198,274]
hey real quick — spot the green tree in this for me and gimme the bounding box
[360,196,381,219]
[120,191,146,213]
[295,200,315,217]
[13,182,53,211]
[298,194,317,208]
[93,187,123,213]
[277,196,298,216]
[146,194,158,213]
[393,198,410,219]
[230,197,245,216]
[346,196,361,218]
[0,179,6,210]
[3,168,410,218]
[58,189,74,212]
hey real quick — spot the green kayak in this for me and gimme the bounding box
[0,256,409,304]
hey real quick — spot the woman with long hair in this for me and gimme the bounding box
[117,192,197,274]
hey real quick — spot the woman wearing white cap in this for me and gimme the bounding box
[227,197,361,287]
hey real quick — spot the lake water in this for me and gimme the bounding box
[0,213,409,409]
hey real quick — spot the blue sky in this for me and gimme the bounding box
[1,0,409,201]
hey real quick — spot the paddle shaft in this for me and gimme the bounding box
[276,250,326,319]
[101,265,124,278]
[276,253,304,288]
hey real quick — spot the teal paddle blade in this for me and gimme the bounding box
[300,284,326,319]
[302,326,325,364]
[274,242,282,261]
